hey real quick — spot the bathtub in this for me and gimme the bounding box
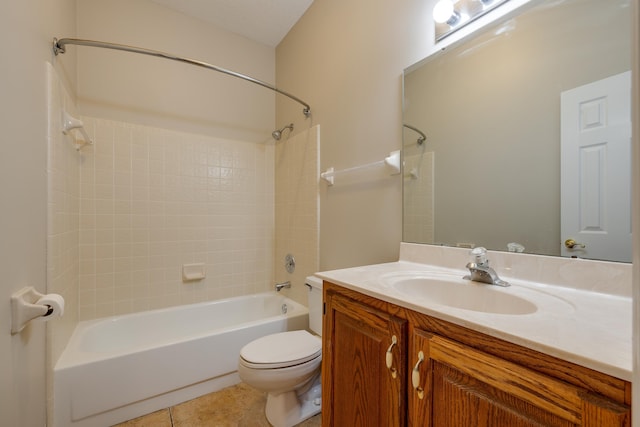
[53,292,309,427]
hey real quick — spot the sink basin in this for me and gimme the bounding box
[381,272,537,315]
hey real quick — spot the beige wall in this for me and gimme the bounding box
[1,1,76,426]
[276,0,434,270]
[76,0,276,143]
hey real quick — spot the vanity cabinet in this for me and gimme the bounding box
[322,286,407,426]
[322,282,631,427]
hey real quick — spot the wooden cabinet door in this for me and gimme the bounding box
[409,330,630,427]
[322,290,407,427]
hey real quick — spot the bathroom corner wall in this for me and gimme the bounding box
[274,125,320,305]
[77,117,275,320]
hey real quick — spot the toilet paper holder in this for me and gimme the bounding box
[11,287,64,334]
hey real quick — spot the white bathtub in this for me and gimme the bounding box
[53,292,309,427]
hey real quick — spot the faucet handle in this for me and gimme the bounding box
[469,247,488,266]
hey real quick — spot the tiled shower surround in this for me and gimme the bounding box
[77,117,276,319]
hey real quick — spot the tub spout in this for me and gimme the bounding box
[275,281,291,292]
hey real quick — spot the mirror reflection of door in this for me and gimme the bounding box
[560,71,632,262]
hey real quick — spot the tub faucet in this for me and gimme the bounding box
[463,247,510,287]
[275,281,291,292]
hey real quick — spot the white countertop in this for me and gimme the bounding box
[316,244,632,381]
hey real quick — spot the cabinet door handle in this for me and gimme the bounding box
[411,351,425,399]
[385,335,398,378]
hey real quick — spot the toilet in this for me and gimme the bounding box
[238,276,323,427]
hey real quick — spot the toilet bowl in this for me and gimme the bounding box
[238,276,323,427]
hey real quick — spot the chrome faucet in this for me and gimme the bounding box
[463,247,510,287]
[275,281,291,292]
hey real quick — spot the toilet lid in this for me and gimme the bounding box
[240,330,321,368]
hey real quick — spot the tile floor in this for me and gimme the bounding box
[113,382,322,427]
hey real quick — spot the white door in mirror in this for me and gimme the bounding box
[560,71,632,262]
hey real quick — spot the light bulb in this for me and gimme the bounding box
[433,0,461,26]
[433,0,455,24]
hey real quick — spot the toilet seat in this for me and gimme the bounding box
[240,330,321,369]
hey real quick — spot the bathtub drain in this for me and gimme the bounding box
[281,303,288,314]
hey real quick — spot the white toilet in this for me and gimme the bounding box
[238,276,323,427]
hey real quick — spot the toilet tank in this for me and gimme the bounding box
[305,276,323,336]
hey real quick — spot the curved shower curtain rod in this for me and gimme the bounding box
[52,37,311,118]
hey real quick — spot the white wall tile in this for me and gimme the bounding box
[77,117,276,319]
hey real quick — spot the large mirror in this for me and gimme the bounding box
[403,0,632,262]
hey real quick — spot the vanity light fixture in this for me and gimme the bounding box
[434,0,510,41]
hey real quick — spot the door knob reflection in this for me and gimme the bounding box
[564,239,586,249]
